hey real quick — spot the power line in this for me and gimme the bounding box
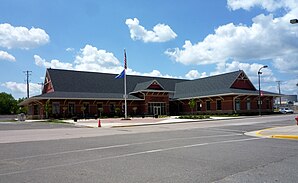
[23,71,32,98]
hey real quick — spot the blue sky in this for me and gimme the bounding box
[0,0,297,99]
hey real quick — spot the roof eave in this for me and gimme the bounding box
[174,92,281,100]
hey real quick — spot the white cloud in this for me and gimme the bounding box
[281,79,298,95]
[34,55,73,70]
[273,54,298,74]
[227,0,297,12]
[165,6,298,75]
[66,47,74,52]
[0,50,16,62]
[211,61,276,84]
[140,70,174,78]
[263,79,298,95]
[125,18,177,43]
[185,70,208,79]
[34,44,176,79]
[1,82,41,97]
[0,23,49,49]
[74,44,122,73]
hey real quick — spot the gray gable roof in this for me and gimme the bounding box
[132,80,165,93]
[45,68,187,99]
[20,69,279,106]
[174,70,259,99]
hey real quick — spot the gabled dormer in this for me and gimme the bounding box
[42,69,54,94]
[230,71,256,90]
[132,80,165,92]
[129,79,169,99]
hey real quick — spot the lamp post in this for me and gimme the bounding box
[291,19,298,88]
[258,65,268,116]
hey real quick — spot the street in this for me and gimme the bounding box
[0,115,298,182]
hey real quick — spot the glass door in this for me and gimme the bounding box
[154,106,161,115]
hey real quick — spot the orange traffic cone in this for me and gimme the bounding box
[98,119,101,127]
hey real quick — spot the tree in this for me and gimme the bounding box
[0,92,16,114]
[188,98,196,114]
[14,98,27,114]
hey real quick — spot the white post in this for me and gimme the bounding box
[124,69,128,119]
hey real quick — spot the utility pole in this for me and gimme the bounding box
[276,81,282,106]
[23,71,32,98]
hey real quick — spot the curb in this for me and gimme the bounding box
[253,127,298,140]
[111,120,205,128]
[271,135,298,140]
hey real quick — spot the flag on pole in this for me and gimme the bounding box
[115,69,125,79]
[124,49,127,70]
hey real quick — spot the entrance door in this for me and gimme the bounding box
[154,106,161,115]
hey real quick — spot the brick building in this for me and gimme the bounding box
[20,68,279,119]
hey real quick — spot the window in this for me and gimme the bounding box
[110,103,115,113]
[216,100,222,110]
[206,101,211,111]
[246,98,251,110]
[97,103,103,111]
[235,100,240,111]
[122,103,125,113]
[266,99,270,109]
[52,102,60,114]
[257,99,261,109]
[196,102,202,111]
[97,103,103,109]
[68,103,75,114]
[83,103,89,114]
[33,105,39,115]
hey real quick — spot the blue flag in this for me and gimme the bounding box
[115,69,125,79]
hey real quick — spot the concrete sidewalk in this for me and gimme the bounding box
[64,116,219,128]
[246,125,298,140]
[69,116,298,140]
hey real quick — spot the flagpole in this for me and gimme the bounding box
[124,49,128,119]
[124,69,127,119]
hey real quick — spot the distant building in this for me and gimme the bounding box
[281,95,298,104]
[20,69,280,119]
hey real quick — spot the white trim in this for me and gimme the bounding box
[130,90,174,94]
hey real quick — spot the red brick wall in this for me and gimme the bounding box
[177,95,274,115]
[26,95,275,119]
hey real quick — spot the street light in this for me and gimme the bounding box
[290,19,298,98]
[258,65,268,116]
[290,19,298,24]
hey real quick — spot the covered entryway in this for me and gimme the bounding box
[148,103,166,115]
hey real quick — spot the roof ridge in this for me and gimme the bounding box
[190,70,243,81]
[47,68,189,81]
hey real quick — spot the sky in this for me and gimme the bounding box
[0,0,298,99]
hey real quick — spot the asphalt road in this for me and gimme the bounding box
[0,115,298,183]
[0,121,78,131]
